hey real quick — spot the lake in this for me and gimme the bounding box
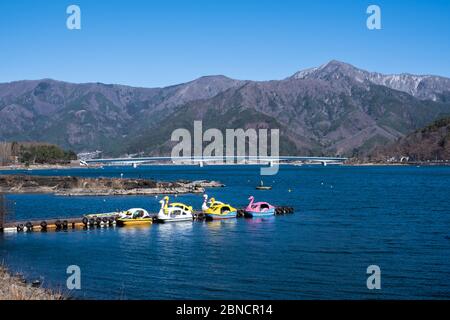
[1,165,449,299]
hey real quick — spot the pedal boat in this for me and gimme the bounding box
[202,195,237,220]
[156,196,194,223]
[116,208,153,226]
[244,196,275,218]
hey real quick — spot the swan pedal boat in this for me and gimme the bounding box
[244,196,275,218]
[202,195,237,220]
[156,196,194,223]
[116,208,153,226]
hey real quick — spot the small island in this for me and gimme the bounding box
[0,175,224,196]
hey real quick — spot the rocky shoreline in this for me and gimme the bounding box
[0,175,224,196]
[0,265,65,300]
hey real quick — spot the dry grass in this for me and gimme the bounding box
[0,264,66,300]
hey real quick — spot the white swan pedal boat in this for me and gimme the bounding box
[156,196,194,223]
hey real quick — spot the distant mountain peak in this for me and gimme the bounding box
[321,60,362,73]
[290,60,450,100]
[290,60,363,80]
[321,59,355,69]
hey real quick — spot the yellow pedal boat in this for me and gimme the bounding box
[203,197,237,220]
[116,208,153,226]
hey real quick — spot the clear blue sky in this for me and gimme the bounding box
[1,0,449,87]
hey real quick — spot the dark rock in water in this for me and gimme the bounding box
[31,280,41,288]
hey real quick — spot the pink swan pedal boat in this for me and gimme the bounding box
[244,196,275,218]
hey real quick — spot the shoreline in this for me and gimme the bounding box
[1,162,449,171]
[0,264,65,300]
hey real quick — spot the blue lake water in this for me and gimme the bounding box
[1,165,450,299]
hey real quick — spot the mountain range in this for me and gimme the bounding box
[1,60,450,157]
